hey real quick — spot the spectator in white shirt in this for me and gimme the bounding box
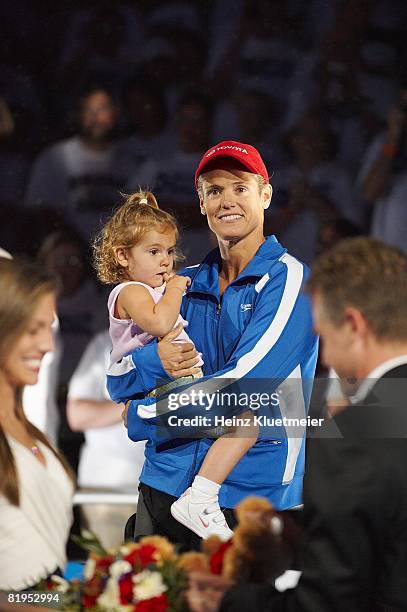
[357,82,407,253]
[25,86,131,240]
[67,330,145,547]
[38,229,107,472]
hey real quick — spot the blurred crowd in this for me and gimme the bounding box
[1,0,407,481]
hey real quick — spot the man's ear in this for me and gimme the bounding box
[200,200,207,215]
[344,306,368,337]
[263,184,272,210]
[114,247,129,267]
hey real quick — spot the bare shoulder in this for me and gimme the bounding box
[117,283,156,318]
[119,283,155,301]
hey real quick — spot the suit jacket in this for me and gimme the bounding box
[221,364,407,612]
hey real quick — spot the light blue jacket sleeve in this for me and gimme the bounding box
[126,254,318,441]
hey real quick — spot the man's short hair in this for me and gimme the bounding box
[308,237,407,341]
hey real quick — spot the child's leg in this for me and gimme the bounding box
[197,411,259,484]
[170,411,258,539]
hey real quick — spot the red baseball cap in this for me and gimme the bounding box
[195,140,269,188]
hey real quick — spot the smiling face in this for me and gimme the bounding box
[199,161,272,245]
[116,227,177,288]
[0,292,55,389]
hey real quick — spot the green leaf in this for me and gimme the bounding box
[71,530,107,557]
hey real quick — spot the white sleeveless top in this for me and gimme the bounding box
[107,281,203,366]
[0,437,74,590]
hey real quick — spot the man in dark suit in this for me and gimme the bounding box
[186,237,407,612]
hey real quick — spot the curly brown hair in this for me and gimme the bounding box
[93,190,181,284]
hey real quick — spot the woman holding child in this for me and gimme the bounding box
[96,141,318,548]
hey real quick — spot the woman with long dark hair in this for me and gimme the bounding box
[0,258,74,590]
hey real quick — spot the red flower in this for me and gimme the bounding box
[82,593,98,609]
[125,544,157,568]
[119,574,134,604]
[82,575,104,607]
[209,541,233,575]
[95,555,115,572]
[136,594,169,611]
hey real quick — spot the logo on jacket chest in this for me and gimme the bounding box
[240,303,252,312]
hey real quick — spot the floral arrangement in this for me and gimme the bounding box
[44,532,188,611]
[43,496,289,611]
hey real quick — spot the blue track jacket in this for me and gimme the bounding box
[107,236,318,509]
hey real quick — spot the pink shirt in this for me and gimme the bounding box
[107,281,203,366]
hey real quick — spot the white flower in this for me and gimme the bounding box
[50,575,69,593]
[109,560,132,578]
[97,577,121,609]
[133,570,167,601]
[83,558,96,581]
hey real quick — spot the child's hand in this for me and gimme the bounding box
[166,274,191,292]
[162,271,175,283]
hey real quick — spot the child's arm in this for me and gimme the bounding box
[117,276,190,338]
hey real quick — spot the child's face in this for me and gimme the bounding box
[121,228,177,288]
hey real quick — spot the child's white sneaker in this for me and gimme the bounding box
[171,488,233,540]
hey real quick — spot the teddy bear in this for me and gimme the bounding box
[200,496,292,584]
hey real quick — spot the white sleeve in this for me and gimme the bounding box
[68,332,112,401]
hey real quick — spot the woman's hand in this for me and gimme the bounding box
[121,324,200,425]
[157,323,201,378]
[122,400,131,428]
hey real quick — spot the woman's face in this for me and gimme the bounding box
[0,292,55,388]
[199,163,271,243]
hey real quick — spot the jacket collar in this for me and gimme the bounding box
[186,236,286,297]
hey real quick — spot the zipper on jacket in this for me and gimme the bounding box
[216,292,227,370]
